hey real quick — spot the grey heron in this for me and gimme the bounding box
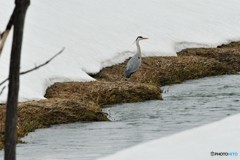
[124,36,148,78]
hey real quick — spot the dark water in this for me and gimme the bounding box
[0,75,240,160]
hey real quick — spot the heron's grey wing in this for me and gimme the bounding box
[124,54,141,78]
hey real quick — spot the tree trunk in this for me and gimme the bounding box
[4,0,30,160]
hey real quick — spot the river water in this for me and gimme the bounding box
[1,75,240,160]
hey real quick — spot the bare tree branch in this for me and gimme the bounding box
[0,86,6,96]
[0,79,7,87]
[0,47,65,87]
[5,7,16,31]
[0,7,16,56]
[21,47,65,75]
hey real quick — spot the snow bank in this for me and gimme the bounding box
[97,113,240,160]
[1,0,240,102]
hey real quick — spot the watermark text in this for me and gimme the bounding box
[211,151,238,157]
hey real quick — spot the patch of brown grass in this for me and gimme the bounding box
[1,41,240,150]
[177,42,240,71]
[0,98,108,149]
[45,81,162,106]
[0,80,161,149]
[95,55,236,86]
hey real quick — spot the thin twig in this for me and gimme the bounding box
[0,79,8,87]
[0,86,6,96]
[0,47,65,87]
[20,47,65,75]
[0,7,16,56]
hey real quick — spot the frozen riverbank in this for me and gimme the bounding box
[1,74,240,160]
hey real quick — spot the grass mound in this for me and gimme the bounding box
[178,42,240,71]
[45,81,162,106]
[1,41,240,150]
[95,56,236,85]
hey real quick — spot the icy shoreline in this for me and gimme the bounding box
[98,113,240,160]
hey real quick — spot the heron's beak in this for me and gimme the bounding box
[142,37,148,40]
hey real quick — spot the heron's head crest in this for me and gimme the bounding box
[135,36,148,42]
[136,36,143,41]
[132,36,148,44]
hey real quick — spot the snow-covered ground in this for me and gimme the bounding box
[1,0,240,101]
[1,2,240,158]
[98,113,240,160]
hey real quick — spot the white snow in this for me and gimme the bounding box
[97,113,240,160]
[1,0,240,102]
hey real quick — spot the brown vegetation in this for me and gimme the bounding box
[45,81,161,106]
[95,55,235,86]
[0,81,161,149]
[177,41,240,71]
[0,98,108,149]
[1,41,240,150]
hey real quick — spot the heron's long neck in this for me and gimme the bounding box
[136,41,141,56]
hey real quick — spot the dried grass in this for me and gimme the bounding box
[1,41,240,149]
